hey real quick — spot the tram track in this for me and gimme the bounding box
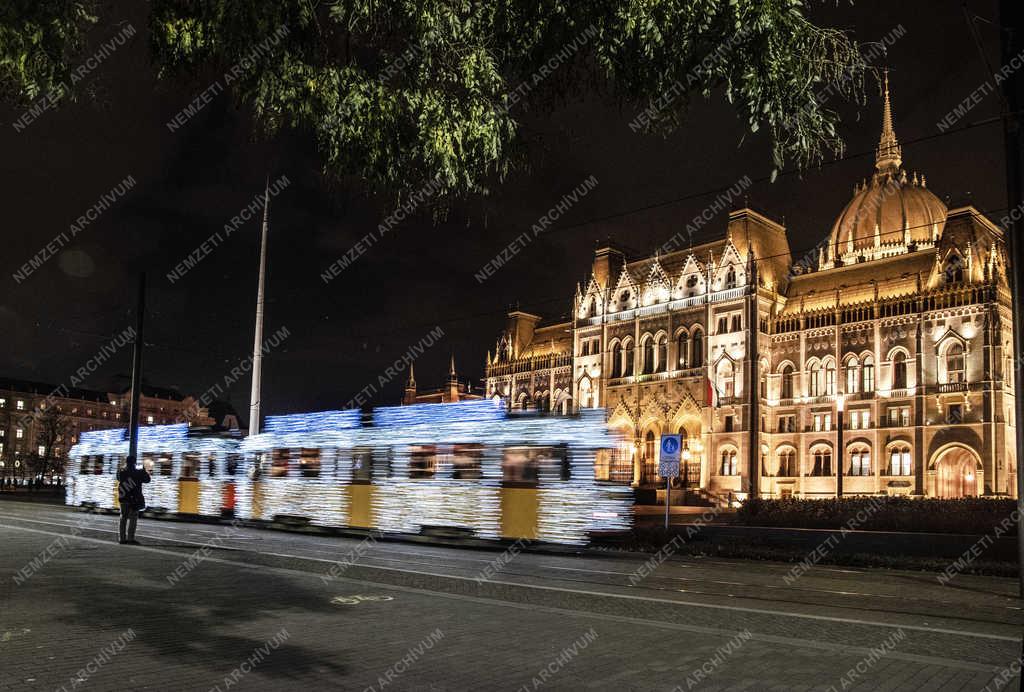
[0,504,1019,639]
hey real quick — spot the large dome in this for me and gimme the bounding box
[827,76,947,262]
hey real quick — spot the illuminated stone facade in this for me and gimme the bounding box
[485,84,1016,499]
[0,379,214,481]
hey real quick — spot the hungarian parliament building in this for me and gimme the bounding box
[485,83,1016,500]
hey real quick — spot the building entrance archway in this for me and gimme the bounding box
[930,445,981,498]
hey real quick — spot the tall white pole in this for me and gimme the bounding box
[249,178,270,436]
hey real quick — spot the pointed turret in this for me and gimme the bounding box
[402,363,417,405]
[875,70,902,174]
[447,354,459,402]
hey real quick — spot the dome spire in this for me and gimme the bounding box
[875,70,902,174]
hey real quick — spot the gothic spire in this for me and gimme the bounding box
[875,70,902,174]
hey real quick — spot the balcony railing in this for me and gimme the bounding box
[937,381,968,394]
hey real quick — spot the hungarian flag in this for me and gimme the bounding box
[706,376,717,407]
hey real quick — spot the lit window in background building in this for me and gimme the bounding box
[16,400,25,410]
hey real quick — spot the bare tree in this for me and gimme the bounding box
[25,409,71,483]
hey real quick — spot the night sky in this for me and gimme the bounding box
[0,1,1009,422]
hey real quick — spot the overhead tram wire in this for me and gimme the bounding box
[54,199,1007,354]
[62,112,1009,353]
[142,200,1009,349]
[234,111,1011,324]
[21,320,298,365]
[35,207,1008,405]
[326,204,1011,344]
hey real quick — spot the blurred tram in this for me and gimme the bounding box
[67,399,633,545]
[67,424,243,516]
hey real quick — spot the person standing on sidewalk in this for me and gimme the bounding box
[117,456,150,545]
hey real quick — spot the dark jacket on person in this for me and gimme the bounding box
[117,466,151,511]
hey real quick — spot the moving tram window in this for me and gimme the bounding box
[350,447,392,482]
[594,449,611,481]
[181,453,199,480]
[502,447,538,485]
[270,449,290,477]
[299,448,321,478]
[502,445,569,485]
[156,453,173,477]
[451,444,482,480]
[351,447,373,483]
[409,445,437,479]
[80,455,104,475]
[225,453,241,476]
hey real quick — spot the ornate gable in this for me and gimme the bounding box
[674,254,707,297]
[577,274,606,318]
[612,267,640,311]
[642,258,672,305]
[713,239,747,290]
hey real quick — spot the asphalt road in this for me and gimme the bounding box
[0,500,1020,691]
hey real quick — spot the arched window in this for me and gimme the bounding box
[720,449,737,475]
[892,352,908,390]
[644,430,656,461]
[850,447,871,476]
[780,364,794,400]
[862,356,875,392]
[777,449,797,477]
[724,267,737,289]
[845,357,859,394]
[641,336,655,374]
[824,360,836,396]
[889,445,911,476]
[691,329,704,366]
[810,448,833,476]
[656,335,668,373]
[578,378,593,409]
[717,360,736,399]
[622,339,634,377]
[610,342,622,378]
[943,254,965,284]
[676,332,688,368]
[946,343,965,384]
[808,361,821,397]
[581,298,593,318]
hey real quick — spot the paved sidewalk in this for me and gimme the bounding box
[0,504,1020,691]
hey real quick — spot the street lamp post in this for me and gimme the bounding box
[836,395,845,498]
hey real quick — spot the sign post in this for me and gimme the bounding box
[659,434,682,530]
